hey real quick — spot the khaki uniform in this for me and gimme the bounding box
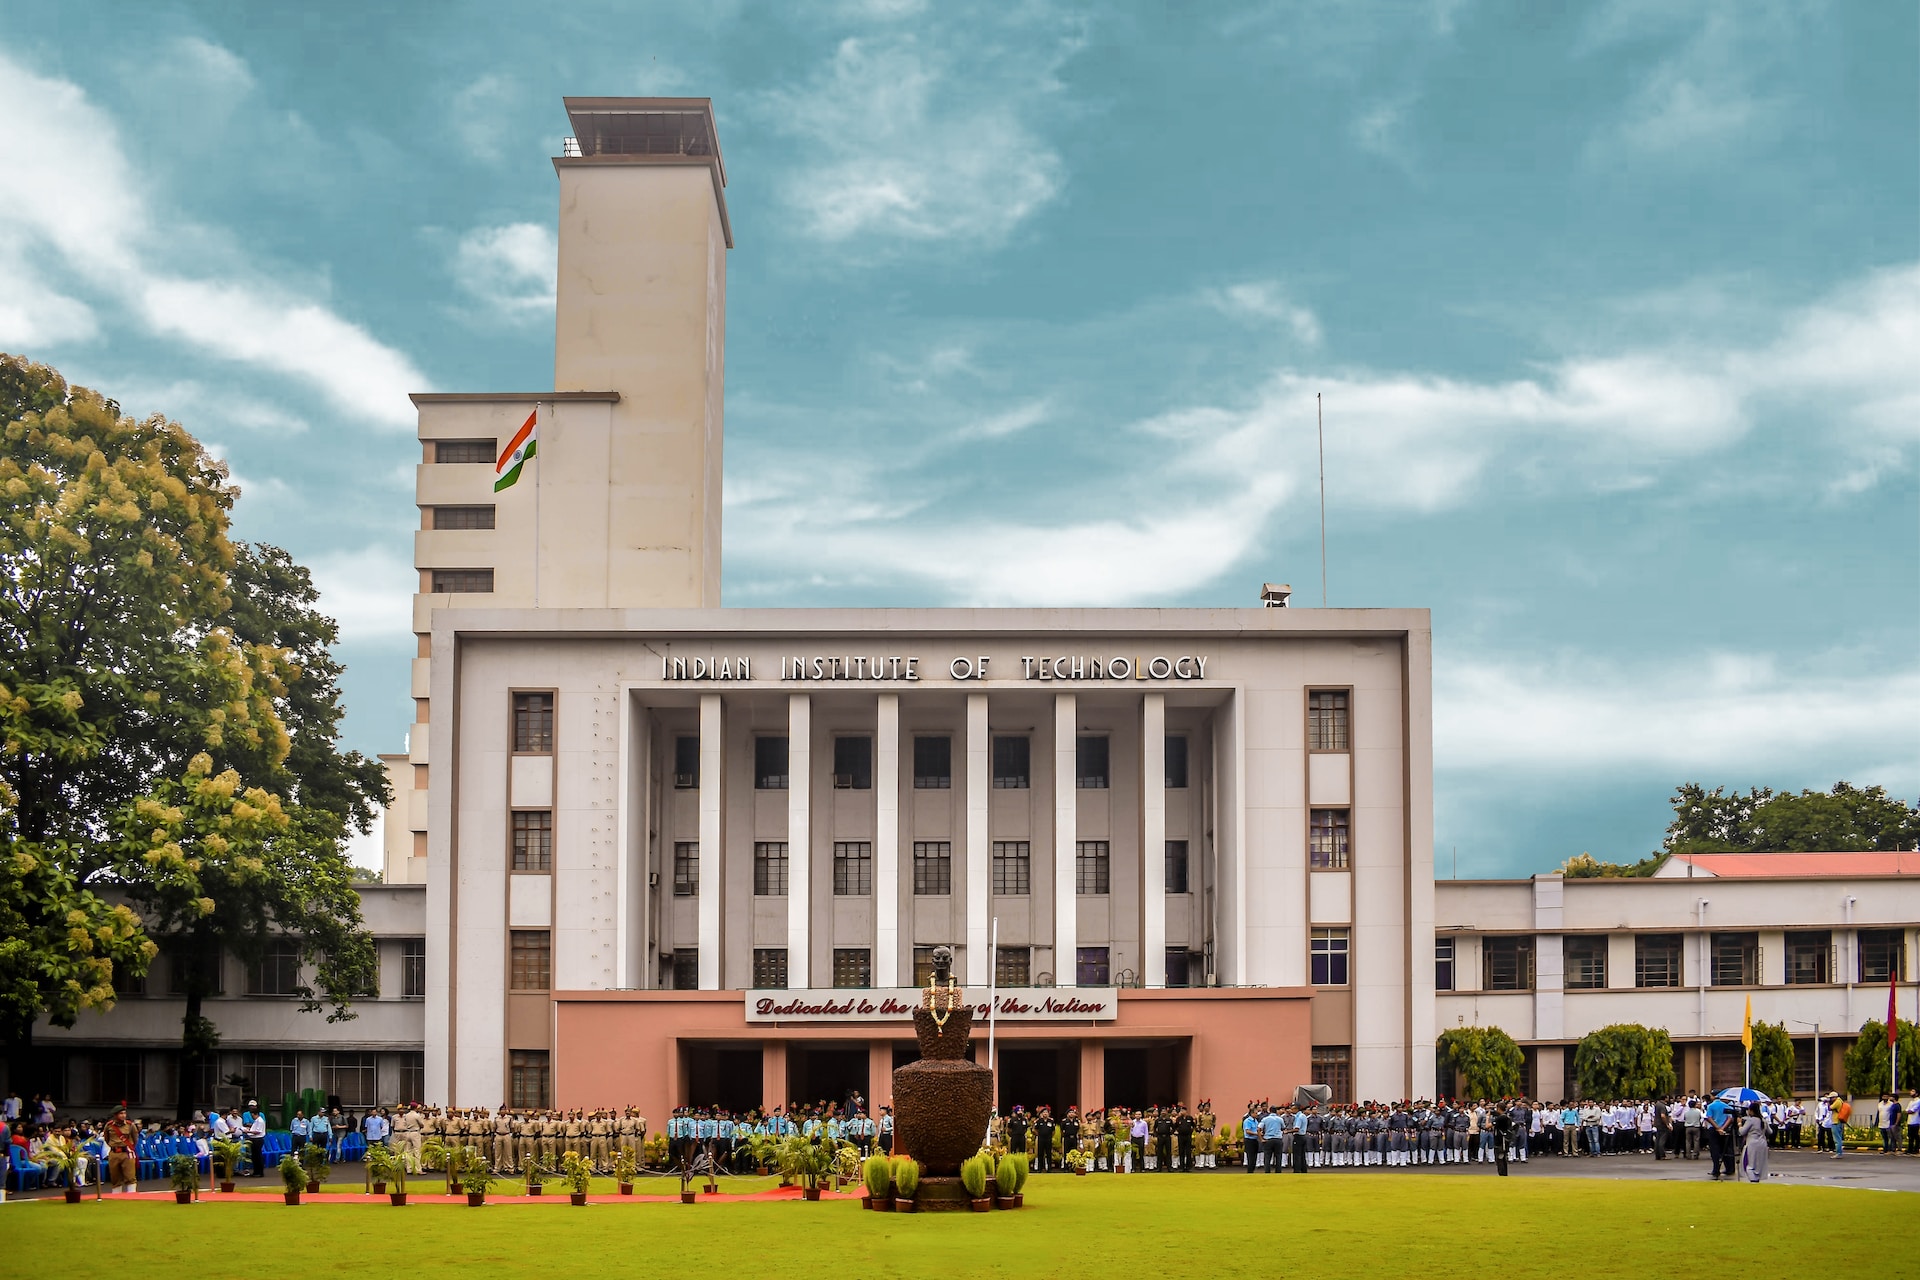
[493,1111,516,1173]
[540,1113,561,1167]
[516,1115,539,1173]
[565,1113,586,1159]
[589,1112,613,1172]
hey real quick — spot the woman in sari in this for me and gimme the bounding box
[1739,1103,1768,1182]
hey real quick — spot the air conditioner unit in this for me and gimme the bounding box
[832,773,854,788]
[674,772,697,788]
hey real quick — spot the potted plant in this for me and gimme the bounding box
[560,1150,594,1205]
[278,1152,305,1205]
[210,1137,246,1193]
[420,1137,455,1194]
[38,1143,86,1203]
[168,1153,200,1204]
[833,1142,862,1191]
[960,1154,990,1212]
[459,1149,498,1206]
[1065,1148,1087,1177]
[751,1133,778,1176]
[524,1152,551,1196]
[613,1148,640,1195]
[861,1153,892,1210]
[366,1143,404,1201]
[643,1133,668,1170]
[891,1158,919,1212]
[1004,1152,1027,1207]
[299,1141,329,1194]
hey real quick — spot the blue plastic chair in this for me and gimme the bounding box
[8,1145,45,1192]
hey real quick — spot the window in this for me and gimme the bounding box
[754,737,789,789]
[402,938,426,997]
[753,842,788,896]
[90,1051,144,1106]
[1859,929,1907,983]
[430,568,494,594]
[429,505,495,530]
[112,965,146,998]
[752,948,788,988]
[1792,1041,1817,1094]
[1434,937,1455,992]
[673,841,699,896]
[669,949,699,990]
[1308,691,1350,750]
[833,841,873,896]
[321,1052,376,1108]
[1166,948,1200,988]
[912,946,943,988]
[510,931,551,990]
[912,841,952,896]
[509,1050,551,1109]
[511,810,553,871]
[1075,947,1110,986]
[1311,928,1350,985]
[1482,936,1535,991]
[168,940,223,996]
[1164,735,1189,789]
[673,735,699,788]
[242,1053,297,1105]
[1165,840,1189,894]
[1785,931,1831,985]
[1709,1042,1745,1091]
[1564,936,1607,990]
[1311,1045,1353,1104]
[1075,841,1110,895]
[433,439,495,464]
[1635,934,1683,988]
[996,946,1031,987]
[991,841,1031,895]
[833,736,872,789]
[246,942,302,996]
[913,736,951,788]
[511,693,553,752]
[1309,809,1350,869]
[991,736,1029,789]
[1076,736,1109,789]
[399,1052,425,1105]
[1710,932,1759,986]
[832,948,872,989]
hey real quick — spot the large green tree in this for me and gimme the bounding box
[1,354,384,1114]
[1748,1021,1795,1101]
[1843,1019,1920,1096]
[1574,1024,1677,1101]
[1436,1026,1524,1099]
[1663,782,1919,855]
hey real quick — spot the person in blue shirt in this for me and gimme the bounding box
[1703,1095,1733,1179]
[1257,1108,1284,1173]
[290,1110,309,1149]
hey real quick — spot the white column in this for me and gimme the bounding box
[788,694,812,990]
[1141,693,1166,988]
[697,693,723,990]
[965,692,989,985]
[1054,693,1078,984]
[875,693,900,988]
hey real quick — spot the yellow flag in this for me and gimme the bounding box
[1741,995,1753,1051]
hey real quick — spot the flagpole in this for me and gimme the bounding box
[533,401,542,609]
[1317,392,1327,608]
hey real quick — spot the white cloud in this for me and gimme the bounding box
[1586,2,1798,158]
[958,399,1051,441]
[450,74,517,162]
[756,21,1080,249]
[166,35,255,95]
[1437,648,1920,779]
[452,222,556,319]
[0,51,428,427]
[1207,283,1323,345]
[308,545,417,644]
[0,248,98,346]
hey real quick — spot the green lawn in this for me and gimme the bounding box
[18,1173,1898,1279]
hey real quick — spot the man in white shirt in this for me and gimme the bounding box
[2,1092,20,1123]
[246,1103,267,1177]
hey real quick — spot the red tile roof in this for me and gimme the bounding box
[1663,851,1920,878]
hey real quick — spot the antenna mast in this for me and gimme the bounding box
[1317,392,1327,608]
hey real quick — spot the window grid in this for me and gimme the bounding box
[753,842,789,896]
[1710,932,1759,987]
[832,736,872,790]
[1784,931,1831,985]
[509,1050,551,1109]
[1859,929,1906,983]
[1308,690,1350,750]
[991,736,1029,789]
[833,841,873,896]
[996,946,1031,987]
[1564,936,1607,990]
[673,841,698,896]
[430,505,495,530]
[913,737,951,789]
[1310,928,1350,986]
[510,930,551,990]
[512,693,554,752]
[912,841,952,896]
[1075,736,1109,789]
[431,568,494,594]
[752,948,788,989]
[1312,1045,1353,1104]
[242,1053,296,1105]
[754,737,789,790]
[1483,936,1535,991]
[402,938,427,998]
[511,810,553,871]
[991,841,1031,895]
[1075,840,1110,895]
[321,1052,376,1108]
[1434,937,1455,992]
[246,943,302,997]
[1635,935,1683,988]
[1308,808,1350,869]
[433,439,495,464]
[1075,947,1110,986]
[1165,948,1195,988]
[670,949,699,990]
[832,948,872,989]
[1165,839,1189,894]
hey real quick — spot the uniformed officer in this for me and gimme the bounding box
[1033,1106,1055,1172]
[1174,1106,1195,1171]
[1006,1106,1028,1158]
[493,1105,516,1173]
[1060,1106,1079,1167]
[878,1105,893,1156]
[1195,1101,1216,1169]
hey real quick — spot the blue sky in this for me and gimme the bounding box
[1,1,1914,876]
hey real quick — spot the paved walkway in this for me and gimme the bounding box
[1222,1148,1920,1193]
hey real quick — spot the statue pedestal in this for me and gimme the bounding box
[911,1176,972,1212]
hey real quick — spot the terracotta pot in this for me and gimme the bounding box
[306,1180,321,1194]
[220,1181,236,1194]
[466,1191,485,1207]
[65,1187,82,1204]
[1075,1168,1087,1177]
[970,1197,991,1212]
[570,1192,588,1206]
[389,1192,408,1206]
[448,1180,463,1194]
[284,1191,300,1205]
[175,1190,193,1204]
[802,1187,821,1201]
[372,1182,386,1194]
[861,1194,873,1210]
[879,1196,896,1212]
[1012,1193,1024,1208]
[994,1195,1013,1210]
[897,1198,918,1213]
[680,1190,697,1204]
[618,1183,633,1195]
[527,1182,544,1195]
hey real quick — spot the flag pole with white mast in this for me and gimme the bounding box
[494,403,541,605]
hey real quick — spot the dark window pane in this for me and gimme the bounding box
[833,841,873,896]
[246,942,302,996]
[1859,929,1906,983]
[670,949,699,990]
[753,948,788,988]
[1564,936,1607,990]
[913,841,952,895]
[754,842,788,896]
[509,1050,550,1109]
[1165,840,1189,894]
[1311,928,1349,986]
[991,736,1029,789]
[434,439,495,464]
[1075,841,1110,895]
[511,810,552,870]
[912,946,941,988]
[991,841,1030,895]
[996,947,1030,986]
[1483,936,1534,991]
[833,736,872,789]
[673,841,699,896]
[512,693,554,752]
[429,505,495,530]
[913,736,951,789]
[1434,938,1455,992]
[402,938,427,998]
[1164,735,1189,789]
[1312,1045,1353,1104]
[1076,736,1108,789]
[1309,809,1350,869]
[832,948,871,989]
[1308,691,1350,750]
[1165,949,1191,988]
[1635,935,1683,988]
[1710,932,1759,986]
[510,931,551,990]
[431,568,493,594]
[1075,947,1110,986]
[673,735,699,788]
[754,737,789,789]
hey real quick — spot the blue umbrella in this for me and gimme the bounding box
[1715,1087,1771,1105]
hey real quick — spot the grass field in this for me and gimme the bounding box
[16,1173,1901,1279]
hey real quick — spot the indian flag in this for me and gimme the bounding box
[494,407,538,492]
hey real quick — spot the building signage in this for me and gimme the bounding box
[659,654,1209,683]
[744,987,1119,1023]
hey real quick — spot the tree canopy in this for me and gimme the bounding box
[1663,782,1919,856]
[1436,1026,1524,1099]
[1844,1019,1919,1096]
[1747,1021,1794,1101]
[1573,1024,1677,1101]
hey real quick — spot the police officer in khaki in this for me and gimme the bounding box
[493,1106,516,1173]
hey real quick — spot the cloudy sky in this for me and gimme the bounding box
[2,1,1914,876]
